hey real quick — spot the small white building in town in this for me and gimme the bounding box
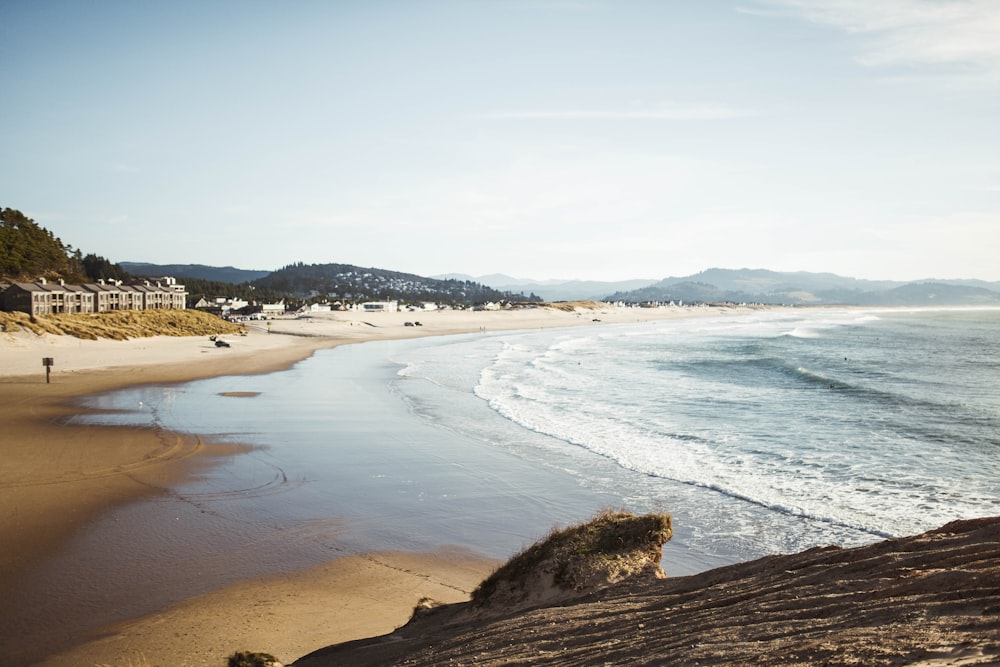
[213,297,249,312]
[306,302,333,313]
[261,300,286,316]
[356,300,399,313]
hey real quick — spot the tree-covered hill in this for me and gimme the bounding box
[1,207,84,282]
[253,262,540,305]
[0,207,129,283]
[120,262,270,284]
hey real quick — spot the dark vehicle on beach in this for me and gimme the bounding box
[215,339,230,347]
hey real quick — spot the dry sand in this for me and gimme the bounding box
[39,549,493,667]
[0,304,737,666]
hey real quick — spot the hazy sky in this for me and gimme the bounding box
[2,1,998,281]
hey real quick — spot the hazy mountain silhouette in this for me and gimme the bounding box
[606,269,1000,306]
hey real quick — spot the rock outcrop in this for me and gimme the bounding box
[293,515,1000,666]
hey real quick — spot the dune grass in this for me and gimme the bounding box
[0,309,245,340]
[543,300,605,312]
[471,510,672,606]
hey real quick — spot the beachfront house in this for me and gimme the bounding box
[1,278,187,317]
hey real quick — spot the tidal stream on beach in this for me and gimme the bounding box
[16,307,1000,660]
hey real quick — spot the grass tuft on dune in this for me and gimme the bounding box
[544,300,605,312]
[472,510,672,608]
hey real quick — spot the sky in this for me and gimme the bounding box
[2,1,998,282]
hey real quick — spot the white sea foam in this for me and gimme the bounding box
[784,327,821,338]
[470,309,1000,545]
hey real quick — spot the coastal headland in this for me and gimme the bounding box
[1,303,739,665]
[3,304,997,666]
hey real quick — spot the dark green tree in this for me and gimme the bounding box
[0,207,84,281]
[81,253,131,282]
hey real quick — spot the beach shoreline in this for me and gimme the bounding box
[1,304,753,665]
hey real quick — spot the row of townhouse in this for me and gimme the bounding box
[0,277,187,317]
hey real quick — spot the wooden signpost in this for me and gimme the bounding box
[42,357,54,383]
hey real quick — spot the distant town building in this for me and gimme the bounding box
[356,300,399,313]
[306,302,333,313]
[261,300,286,316]
[1,277,187,317]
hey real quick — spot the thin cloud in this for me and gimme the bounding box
[753,0,1000,77]
[477,104,753,121]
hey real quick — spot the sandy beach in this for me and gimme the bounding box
[0,304,736,666]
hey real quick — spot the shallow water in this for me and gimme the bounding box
[5,338,631,660]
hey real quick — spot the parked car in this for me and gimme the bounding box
[215,339,231,347]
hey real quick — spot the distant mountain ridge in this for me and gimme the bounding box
[125,261,1000,307]
[120,262,271,284]
[10,206,990,308]
[605,268,1000,306]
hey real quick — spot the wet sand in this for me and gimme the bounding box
[0,304,752,665]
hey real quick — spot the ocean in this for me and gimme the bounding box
[62,307,1000,600]
[394,306,1000,564]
